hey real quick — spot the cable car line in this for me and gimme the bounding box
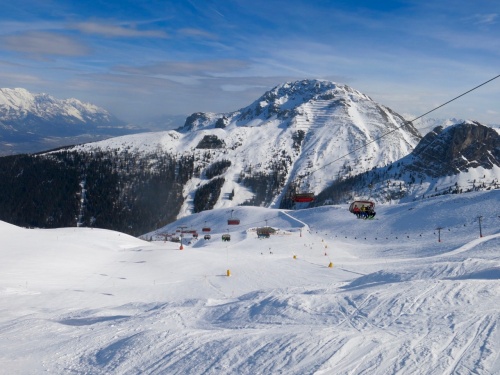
[306,74,500,178]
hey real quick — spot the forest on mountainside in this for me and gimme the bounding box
[0,150,194,236]
[0,142,298,234]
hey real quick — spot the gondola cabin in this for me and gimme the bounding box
[349,200,376,219]
[204,234,211,240]
[349,200,375,213]
[202,221,211,232]
[293,192,315,203]
[222,234,231,242]
[227,210,240,225]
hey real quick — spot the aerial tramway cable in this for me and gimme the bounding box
[306,74,500,178]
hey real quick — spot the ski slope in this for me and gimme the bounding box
[1,190,500,374]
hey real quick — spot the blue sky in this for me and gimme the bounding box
[0,0,499,127]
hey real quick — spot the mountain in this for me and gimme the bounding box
[409,121,500,175]
[315,121,500,205]
[70,79,422,212]
[0,88,144,155]
[0,79,498,235]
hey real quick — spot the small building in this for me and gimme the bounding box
[256,226,276,238]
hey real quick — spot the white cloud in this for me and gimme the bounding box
[0,71,46,85]
[471,13,498,25]
[71,22,168,38]
[115,59,250,77]
[1,32,89,57]
[177,28,217,39]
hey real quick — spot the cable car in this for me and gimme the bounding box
[227,210,240,225]
[293,192,315,203]
[204,234,211,240]
[222,234,231,242]
[349,200,376,219]
[202,221,211,232]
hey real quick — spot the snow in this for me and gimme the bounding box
[2,190,500,374]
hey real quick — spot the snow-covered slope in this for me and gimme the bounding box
[1,190,500,374]
[70,80,422,215]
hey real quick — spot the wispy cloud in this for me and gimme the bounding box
[177,28,217,39]
[0,71,46,86]
[1,32,89,57]
[71,22,168,38]
[470,13,498,25]
[116,59,250,77]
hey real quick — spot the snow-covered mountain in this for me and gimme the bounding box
[0,88,120,128]
[316,121,500,205]
[409,121,500,175]
[70,79,422,215]
[0,88,144,155]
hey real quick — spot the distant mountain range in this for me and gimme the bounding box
[0,88,147,155]
[0,80,498,235]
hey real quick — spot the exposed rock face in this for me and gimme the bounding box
[215,116,228,129]
[410,121,500,177]
[196,135,225,149]
[182,112,213,131]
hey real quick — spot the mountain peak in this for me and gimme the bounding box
[236,79,373,122]
[410,121,500,175]
[267,79,371,101]
[180,79,395,133]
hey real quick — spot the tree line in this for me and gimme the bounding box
[0,149,196,236]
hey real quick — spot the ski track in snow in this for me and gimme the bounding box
[1,190,500,374]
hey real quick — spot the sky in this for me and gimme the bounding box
[0,0,499,126]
